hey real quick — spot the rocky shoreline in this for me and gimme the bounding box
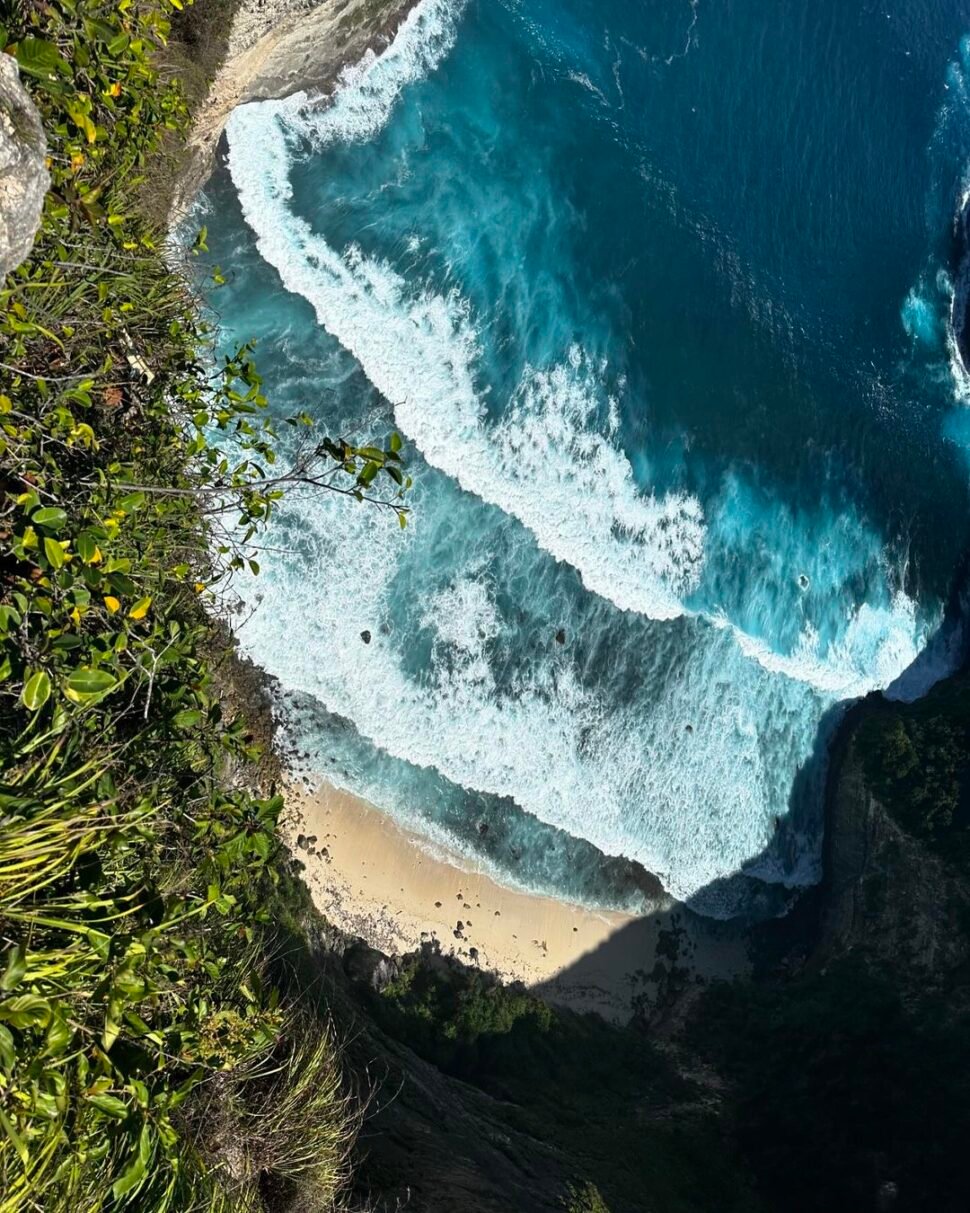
[170,0,421,222]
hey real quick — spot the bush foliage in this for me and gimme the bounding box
[0,2,394,1208]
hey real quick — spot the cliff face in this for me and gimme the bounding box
[170,0,419,222]
[820,738,968,982]
[816,684,970,1000]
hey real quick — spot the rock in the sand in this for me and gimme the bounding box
[555,628,566,645]
[343,942,400,992]
[360,629,372,644]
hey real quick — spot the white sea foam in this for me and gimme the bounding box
[226,91,708,622]
[286,0,466,149]
[724,593,928,701]
[227,94,924,696]
[232,478,821,906]
[217,0,933,904]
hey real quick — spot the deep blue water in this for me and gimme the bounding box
[198,0,970,916]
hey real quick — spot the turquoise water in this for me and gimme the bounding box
[199,0,970,916]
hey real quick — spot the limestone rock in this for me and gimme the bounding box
[0,56,48,276]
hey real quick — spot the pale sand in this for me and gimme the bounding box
[283,781,749,1022]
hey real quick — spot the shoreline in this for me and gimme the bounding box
[171,0,422,223]
[184,0,753,1022]
[283,779,750,1022]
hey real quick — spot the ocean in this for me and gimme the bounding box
[197,0,970,917]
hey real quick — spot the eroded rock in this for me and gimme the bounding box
[0,57,48,276]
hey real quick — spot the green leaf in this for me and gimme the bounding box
[65,668,117,702]
[43,536,65,569]
[15,37,70,79]
[0,994,52,1030]
[389,430,403,453]
[21,670,51,712]
[172,709,203,729]
[0,947,27,992]
[0,1109,28,1165]
[85,1092,129,1120]
[42,1012,72,1059]
[112,1121,153,1199]
[0,1025,15,1073]
[31,507,67,531]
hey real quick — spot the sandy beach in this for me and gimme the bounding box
[283,781,749,1022]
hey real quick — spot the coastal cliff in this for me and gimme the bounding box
[169,0,419,220]
[4,2,970,1211]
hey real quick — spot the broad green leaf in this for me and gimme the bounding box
[65,668,117,702]
[389,430,403,453]
[31,506,67,531]
[42,1012,72,1059]
[43,536,65,569]
[85,1092,128,1119]
[172,708,203,729]
[112,1122,153,1199]
[0,1108,28,1165]
[21,670,51,711]
[0,993,52,1030]
[0,1025,15,1073]
[0,947,26,992]
[15,37,70,79]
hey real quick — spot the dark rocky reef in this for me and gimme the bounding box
[951,190,970,378]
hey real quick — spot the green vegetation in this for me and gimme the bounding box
[563,1182,612,1213]
[691,960,970,1213]
[4,4,970,1213]
[857,678,970,858]
[0,2,409,1208]
[372,951,760,1213]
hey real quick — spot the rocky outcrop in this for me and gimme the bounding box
[814,696,970,996]
[0,56,48,275]
[170,0,419,223]
[951,191,970,380]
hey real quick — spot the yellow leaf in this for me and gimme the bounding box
[0,396,11,414]
[128,597,151,621]
[108,82,121,98]
[103,597,120,615]
[70,607,81,627]
[90,546,103,565]
[194,582,205,594]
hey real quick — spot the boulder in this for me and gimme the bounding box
[0,57,48,276]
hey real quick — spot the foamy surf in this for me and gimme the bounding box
[204,0,966,913]
[226,85,925,698]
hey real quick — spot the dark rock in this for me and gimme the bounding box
[555,628,566,645]
[952,191,970,379]
[360,629,372,644]
[343,941,400,992]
